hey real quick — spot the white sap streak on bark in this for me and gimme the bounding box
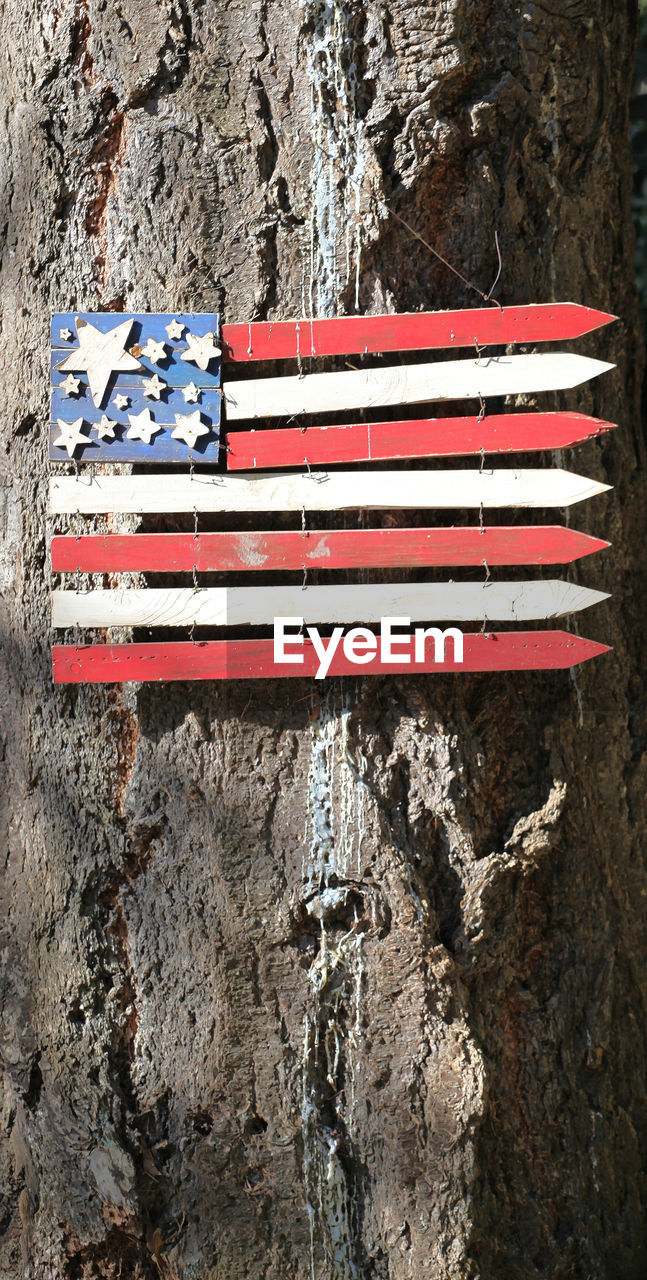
[303,0,365,317]
[301,687,369,1277]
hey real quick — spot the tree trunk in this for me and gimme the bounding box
[1,2,645,1277]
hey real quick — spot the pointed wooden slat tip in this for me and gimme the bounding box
[571,534,611,559]
[594,311,620,326]
[586,308,619,328]
[563,304,619,334]
[576,639,613,662]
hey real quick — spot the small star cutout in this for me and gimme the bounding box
[114,394,130,410]
[143,373,167,400]
[95,415,117,440]
[61,373,81,396]
[181,331,221,372]
[165,318,185,340]
[53,417,88,458]
[171,411,209,449]
[141,337,168,364]
[126,408,162,445]
[182,382,201,403]
[60,328,73,342]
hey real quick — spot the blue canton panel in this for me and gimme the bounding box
[50,312,221,463]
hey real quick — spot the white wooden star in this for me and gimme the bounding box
[182,382,201,403]
[61,373,81,396]
[143,373,167,399]
[141,337,168,364]
[181,331,221,372]
[53,417,88,458]
[114,394,130,410]
[95,415,117,440]
[60,327,73,342]
[56,316,143,408]
[165,318,185,340]
[171,411,209,449]
[126,408,162,445]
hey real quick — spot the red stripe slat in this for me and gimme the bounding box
[50,526,609,573]
[52,632,611,683]
[220,304,616,362]
[226,411,614,470]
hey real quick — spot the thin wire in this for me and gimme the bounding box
[376,196,504,310]
[485,231,503,302]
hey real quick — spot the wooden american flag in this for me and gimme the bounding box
[48,305,615,682]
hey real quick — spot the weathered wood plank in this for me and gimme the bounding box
[49,384,221,462]
[51,312,220,350]
[50,351,222,390]
[220,304,617,362]
[48,468,612,515]
[223,354,615,420]
[226,411,615,470]
[51,580,610,628]
[50,526,610,574]
[51,631,612,683]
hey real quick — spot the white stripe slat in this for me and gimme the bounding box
[49,469,611,515]
[51,581,610,628]
[223,353,614,420]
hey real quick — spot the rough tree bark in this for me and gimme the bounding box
[1,2,645,1277]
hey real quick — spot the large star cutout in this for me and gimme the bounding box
[61,373,81,396]
[53,417,89,458]
[172,411,209,448]
[95,415,117,440]
[166,318,185,340]
[141,337,167,364]
[56,316,143,408]
[143,373,167,399]
[126,408,162,445]
[182,382,201,403]
[181,331,221,372]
